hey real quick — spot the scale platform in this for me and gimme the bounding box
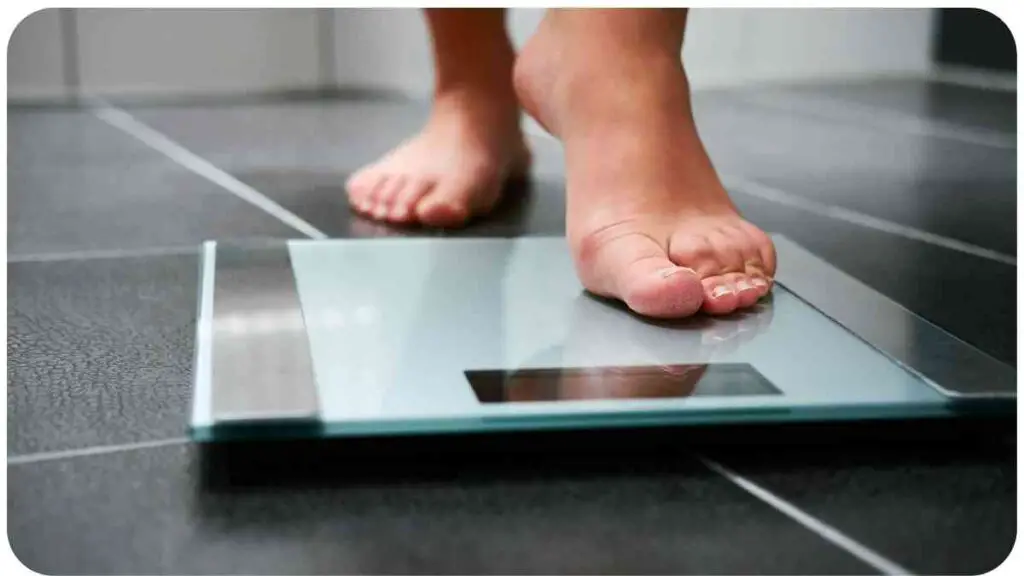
[189,235,1015,442]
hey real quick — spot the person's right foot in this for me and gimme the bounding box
[345,89,531,228]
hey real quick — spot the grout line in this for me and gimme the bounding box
[726,91,1015,149]
[8,437,191,466]
[316,8,338,89]
[8,245,200,264]
[524,126,1015,266]
[89,101,328,240]
[720,175,1016,266]
[699,456,914,576]
[57,8,80,95]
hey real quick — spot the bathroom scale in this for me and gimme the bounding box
[189,235,1015,442]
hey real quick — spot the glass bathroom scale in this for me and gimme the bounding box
[189,235,1015,442]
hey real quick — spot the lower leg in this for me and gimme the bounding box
[426,9,516,96]
[515,8,776,318]
[346,9,529,227]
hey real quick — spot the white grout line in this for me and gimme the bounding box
[8,245,199,264]
[525,124,1015,266]
[730,91,1015,149]
[7,437,191,466]
[720,175,1016,266]
[90,102,328,240]
[700,456,914,576]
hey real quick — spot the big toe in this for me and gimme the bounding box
[415,173,500,228]
[576,232,704,318]
[623,265,705,318]
[416,198,471,228]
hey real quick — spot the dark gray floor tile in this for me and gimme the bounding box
[692,95,1016,256]
[731,193,1016,365]
[7,165,300,256]
[7,255,198,455]
[8,106,311,256]
[706,433,1015,575]
[7,442,874,575]
[130,99,432,175]
[765,78,1015,133]
[128,100,568,177]
[7,108,160,169]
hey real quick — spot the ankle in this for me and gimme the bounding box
[431,78,521,133]
[555,56,689,141]
[433,37,516,94]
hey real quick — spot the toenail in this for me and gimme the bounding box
[373,206,388,219]
[659,266,695,279]
[752,278,768,288]
[737,280,755,292]
[711,285,733,299]
[392,206,408,219]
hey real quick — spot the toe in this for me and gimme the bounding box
[739,220,778,278]
[706,227,749,274]
[390,179,435,223]
[345,167,376,197]
[577,230,704,318]
[701,275,739,315]
[729,273,763,309]
[372,176,406,221]
[736,221,777,297]
[416,194,471,227]
[415,176,482,228]
[416,165,507,228]
[358,176,390,215]
[741,254,772,300]
[622,263,705,318]
[347,172,383,211]
[671,225,774,311]
[667,233,719,277]
[749,275,771,298]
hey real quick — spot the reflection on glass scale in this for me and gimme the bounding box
[190,236,1014,441]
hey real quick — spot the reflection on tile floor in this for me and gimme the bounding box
[8,443,873,575]
[765,78,1015,133]
[691,94,1016,255]
[709,434,1016,575]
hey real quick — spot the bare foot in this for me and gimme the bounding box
[514,12,776,318]
[345,89,531,228]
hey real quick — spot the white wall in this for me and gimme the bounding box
[725,9,936,87]
[7,8,937,101]
[332,8,432,95]
[75,8,321,98]
[329,8,935,94]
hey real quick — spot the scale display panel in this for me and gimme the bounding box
[190,236,1014,441]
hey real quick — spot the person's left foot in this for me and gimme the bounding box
[345,88,530,228]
